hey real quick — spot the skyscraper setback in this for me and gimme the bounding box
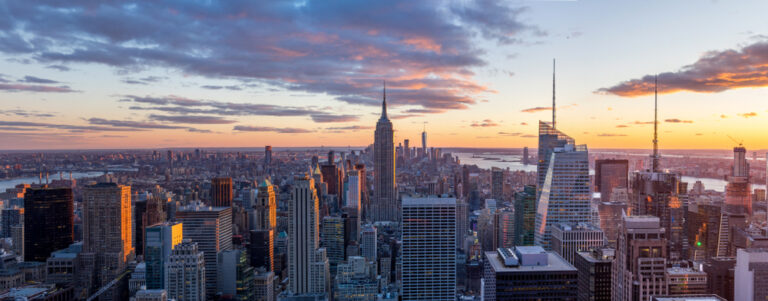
[372,84,397,222]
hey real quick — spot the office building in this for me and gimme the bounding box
[491,167,504,201]
[665,267,707,295]
[265,145,272,166]
[594,159,628,203]
[536,121,573,196]
[254,268,275,301]
[575,248,614,301]
[597,198,627,247]
[251,178,277,271]
[320,164,343,198]
[334,256,378,301]
[135,289,167,301]
[514,185,536,246]
[288,175,328,295]
[612,215,668,301]
[23,187,73,262]
[1,207,23,238]
[551,222,605,265]
[345,170,361,209]
[534,133,591,250]
[372,87,397,222]
[495,209,515,249]
[456,198,468,249]
[360,224,376,262]
[631,172,686,260]
[483,246,578,300]
[81,182,133,298]
[735,248,768,301]
[725,146,752,215]
[45,242,82,287]
[218,249,255,301]
[211,177,233,207]
[165,241,206,301]
[401,196,456,301]
[145,222,183,290]
[703,257,735,301]
[321,216,345,274]
[176,203,233,297]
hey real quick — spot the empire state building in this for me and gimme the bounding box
[372,84,397,222]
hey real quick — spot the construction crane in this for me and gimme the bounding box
[727,135,744,147]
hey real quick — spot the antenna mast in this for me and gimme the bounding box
[552,58,556,129]
[652,75,659,172]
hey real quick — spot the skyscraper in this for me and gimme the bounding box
[264,145,272,167]
[217,249,255,301]
[373,84,397,222]
[594,159,629,203]
[345,169,361,209]
[361,224,377,262]
[288,175,327,295]
[321,216,345,274]
[421,126,427,157]
[631,172,685,259]
[735,248,768,301]
[575,248,614,301]
[612,215,668,301]
[483,246,578,301]
[23,187,73,262]
[251,178,276,271]
[165,241,206,301]
[211,177,233,207]
[534,129,591,250]
[725,145,751,215]
[1,207,23,239]
[403,139,410,162]
[514,185,536,246]
[176,203,233,297]
[81,182,133,298]
[490,167,504,201]
[550,222,605,265]
[401,196,456,301]
[145,222,183,290]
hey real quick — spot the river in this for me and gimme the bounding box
[0,171,107,191]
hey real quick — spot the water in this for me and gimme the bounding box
[0,171,106,191]
[453,152,766,193]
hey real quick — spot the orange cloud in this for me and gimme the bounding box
[738,112,758,118]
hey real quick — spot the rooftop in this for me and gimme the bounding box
[486,250,576,273]
[402,196,456,206]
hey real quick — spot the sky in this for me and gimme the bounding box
[1,0,768,150]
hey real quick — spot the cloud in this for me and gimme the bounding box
[498,131,522,136]
[664,118,693,123]
[326,125,373,131]
[631,121,654,125]
[616,125,628,128]
[148,115,237,124]
[0,1,539,114]
[20,75,59,84]
[720,114,728,119]
[598,40,768,96]
[738,112,758,118]
[520,122,527,125]
[46,65,70,71]
[520,134,536,138]
[0,109,55,118]
[521,106,551,113]
[597,133,628,137]
[0,83,76,93]
[471,119,499,127]
[88,118,189,129]
[310,114,359,123]
[201,85,242,91]
[234,125,313,134]
[0,120,143,132]
[122,95,328,118]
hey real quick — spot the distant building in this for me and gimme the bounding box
[211,177,233,207]
[575,248,614,301]
[288,176,328,296]
[1,207,23,238]
[334,256,378,301]
[665,267,707,295]
[23,187,73,262]
[735,248,768,301]
[45,242,82,287]
[254,268,275,301]
[321,216,345,274]
[401,196,456,301]
[165,241,206,301]
[551,222,605,265]
[135,289,168,301]
[491,168,504,201]
[360,225,376,262]
[594,159,628,203]
[218,249,255,301]
[251,178,277,271]
[483,246,578,300]
[372,92,397,223]
[703,257,735,301]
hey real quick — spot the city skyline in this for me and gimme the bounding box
[2,1,768,150]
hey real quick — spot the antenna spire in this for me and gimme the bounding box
[552,58,556,129]
[652,75,660,172]
[381,80,388,119]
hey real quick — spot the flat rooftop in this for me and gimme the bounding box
[486,251,576,273]
[402,196,456,206]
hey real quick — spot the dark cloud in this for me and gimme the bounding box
[325,125,373,131]
[0,109,55,118]
[520,134,536,138]
[598,40,768,96]
[148,115,237,124]
[234,125,313,134]
[46,65,70,71]
[664,118,693,123]
[87,118,188,129]
[0,83,76,93]
[201,85,242,91]
[310,114,359,123]
[21,75,59,84]
[122,95,321,117]
[0,1,539,113]
[0,120,141,132]
[498,131,521,136]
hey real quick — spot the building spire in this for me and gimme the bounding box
[381,80,388,120]
[652,75,660,172]
[552,58,556,129]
